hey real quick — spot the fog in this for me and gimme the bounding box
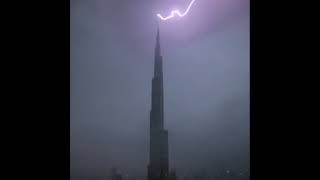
[71,0,249,179]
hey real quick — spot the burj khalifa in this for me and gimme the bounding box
[147,28,169,180]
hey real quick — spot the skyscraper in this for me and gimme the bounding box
[147,28,169,180]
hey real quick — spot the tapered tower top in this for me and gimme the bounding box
[154,27,163,78]
[155,27,161,57]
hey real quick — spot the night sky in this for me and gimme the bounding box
[71,0,250,179]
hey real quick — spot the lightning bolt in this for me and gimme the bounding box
[157,0,196,21]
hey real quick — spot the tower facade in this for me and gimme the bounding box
[148,28,169,180]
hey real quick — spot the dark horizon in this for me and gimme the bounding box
[71,0,250,179]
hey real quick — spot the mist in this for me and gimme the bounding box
[71,0,249,179]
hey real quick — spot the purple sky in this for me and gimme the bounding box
[71,0,249,179]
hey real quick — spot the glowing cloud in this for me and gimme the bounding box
[157,0,196,21]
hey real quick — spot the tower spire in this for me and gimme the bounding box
[155,26,161,57]
[154,27,162,77]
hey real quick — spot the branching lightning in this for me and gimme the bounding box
[157,0,196,21]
